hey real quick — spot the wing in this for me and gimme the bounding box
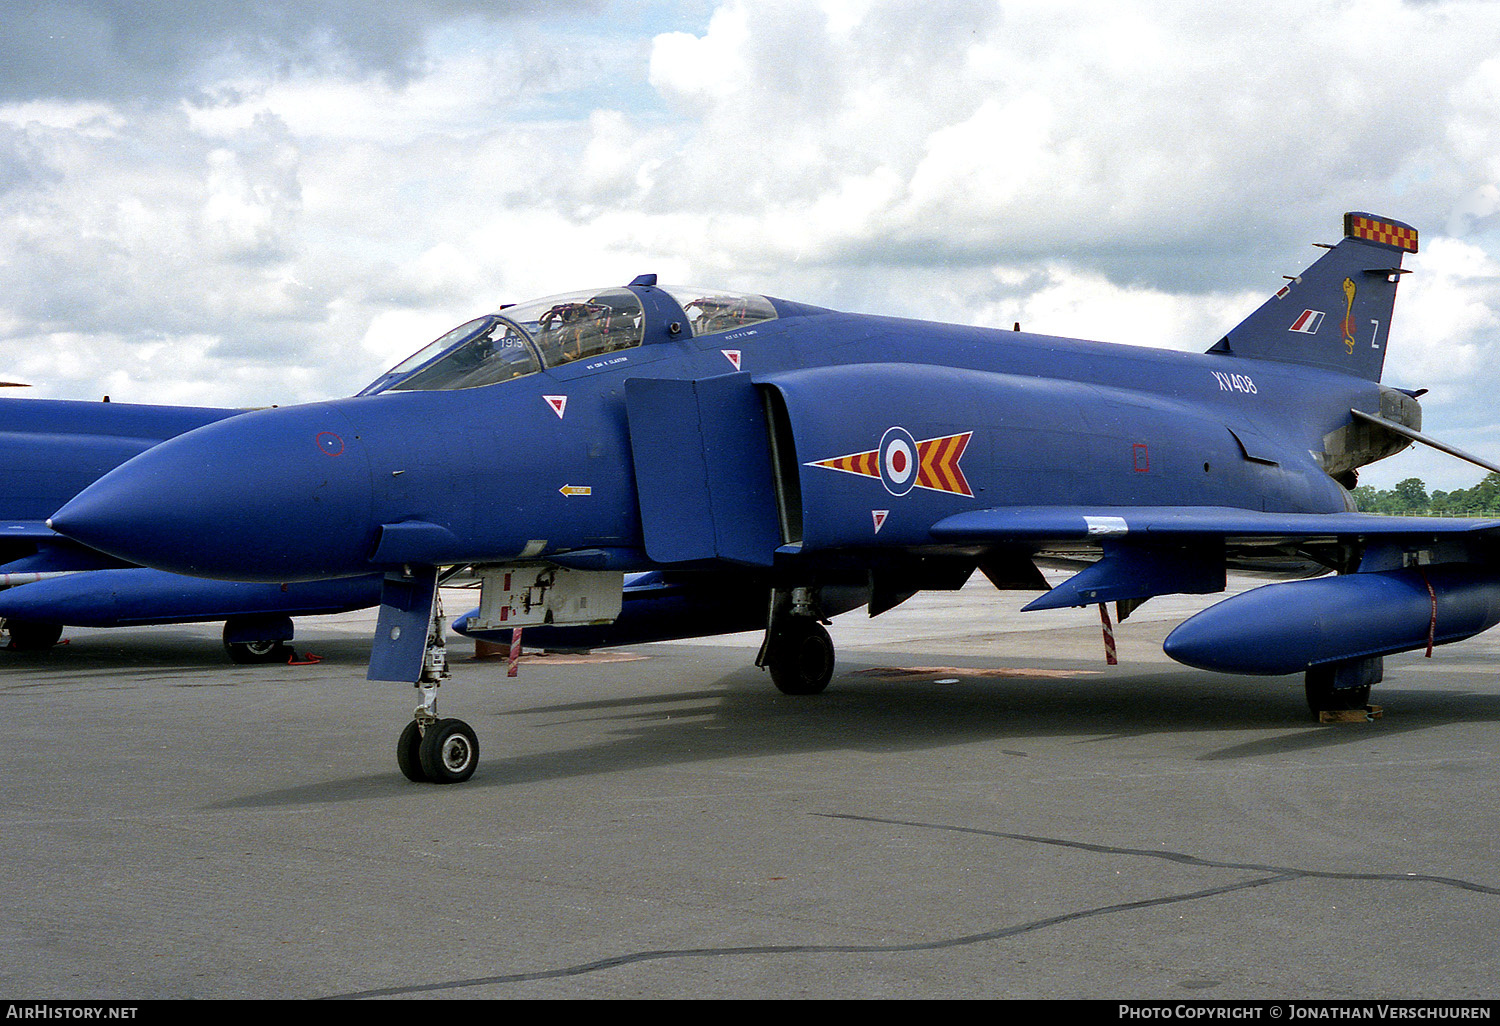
[931,505,1500,610]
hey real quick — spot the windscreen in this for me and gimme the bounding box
[381,315,541,392]
[360,286,651,393]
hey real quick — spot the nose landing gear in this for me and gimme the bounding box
[398,714,479,784]
[384,575,479,784]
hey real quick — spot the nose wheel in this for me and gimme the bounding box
[397,720,425,781]
[389,580,482,784]
[398,716,479,784]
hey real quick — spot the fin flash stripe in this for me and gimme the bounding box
[1345,213,1418,253]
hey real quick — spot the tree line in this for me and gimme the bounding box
[1351,472,1500,515]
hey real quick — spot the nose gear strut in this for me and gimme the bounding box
[394,587,480,784]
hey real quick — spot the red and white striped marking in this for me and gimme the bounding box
[507,627,523,677]
[1417,567,1437,658]
[1098,603,1118,666]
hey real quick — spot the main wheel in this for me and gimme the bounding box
[1304,665,1371,718]
[418,718,479,784]
[224,639,289,664]
[397,720,428,782]
[767,618,835,695]
[5,620,63,652]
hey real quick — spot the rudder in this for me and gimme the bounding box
[1210,212,1418,382]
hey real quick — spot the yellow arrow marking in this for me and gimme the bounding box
[559,484,592,497]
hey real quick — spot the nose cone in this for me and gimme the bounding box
[50,403,377,582]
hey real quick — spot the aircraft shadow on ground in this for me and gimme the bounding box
[209,651,1500,809]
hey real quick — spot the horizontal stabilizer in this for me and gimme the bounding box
[1349,409,1500,477]
[1,522,134,573]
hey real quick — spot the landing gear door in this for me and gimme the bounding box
[466,566,623,631]
[624,374,781,566]
[368,567,440,683]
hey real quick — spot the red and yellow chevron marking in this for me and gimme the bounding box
[915,432,972,495]
[1345,214,1418,253]
[808,431,973,497]
[813,449,882,478]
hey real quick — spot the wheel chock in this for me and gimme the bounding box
[1319,704,1383,724]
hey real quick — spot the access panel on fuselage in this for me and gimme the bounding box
[624,374,781,566]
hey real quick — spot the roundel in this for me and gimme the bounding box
[878,426,918,496]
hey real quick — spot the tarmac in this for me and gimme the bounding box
[1,578,1497,1000]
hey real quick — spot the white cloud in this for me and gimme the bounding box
[634,0,1500,282]
[360,308,471,370]
[650,11,751,112]
[0,101,123,135]
[904,94,1056,221]
[968,263,1260,354]
[0,0,1497,511]
[1393,238,1500,395]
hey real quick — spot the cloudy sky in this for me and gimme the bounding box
[3,0,1498,489]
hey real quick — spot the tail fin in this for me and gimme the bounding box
[1209,212,1418,382]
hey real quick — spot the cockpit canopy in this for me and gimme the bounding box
[673,288,780,337]
[360,284,778,394]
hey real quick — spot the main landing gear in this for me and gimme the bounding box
[758,587,836,696]
[765,617,835,694]
[222,615,296,664]
[224,639,287,663]
[1304,655,1381,721]
[2,619,64,652]
[395,591,479,784]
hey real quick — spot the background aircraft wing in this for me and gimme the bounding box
[1,521,58,538]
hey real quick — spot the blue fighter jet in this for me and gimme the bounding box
[47,212,1500,784]
[0,397,382,659]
